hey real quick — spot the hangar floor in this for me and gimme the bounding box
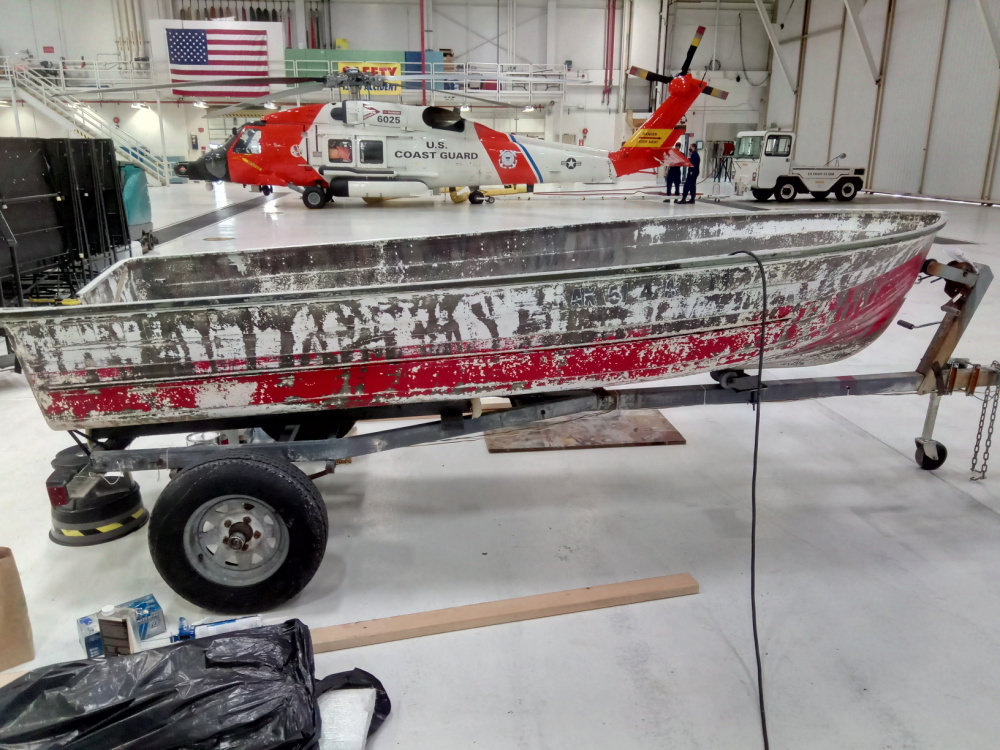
[3,182,1000,748]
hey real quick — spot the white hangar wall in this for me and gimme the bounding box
[765,0,1000,203]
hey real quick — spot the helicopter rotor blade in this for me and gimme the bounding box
[700,84,729,100]
[628,65,673,85]
[207,81,328,117]
[70,76,322,98]
[678,25,706,77]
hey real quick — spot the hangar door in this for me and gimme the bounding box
[870,0,1000,202]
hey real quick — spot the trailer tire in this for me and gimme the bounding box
[149,453,328,613]
[469,190,485,204]
[302,186,328,209]
[773,180,798,202]
[834,178,860,202]
[751,189,772,201]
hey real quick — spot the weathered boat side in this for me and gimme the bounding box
[0,210,946,430]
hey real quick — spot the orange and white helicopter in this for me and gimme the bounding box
[125,27,725,208]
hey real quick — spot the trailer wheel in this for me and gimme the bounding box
[149,454,328,613]
[302,186,328,209]
[915,441,947,471]
[750,189,772,201]
[810,191,830,200]
[774,181,798,202]
[469,190,485,204]
[834,179,859,202]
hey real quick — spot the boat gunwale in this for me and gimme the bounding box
[0,209,947,324]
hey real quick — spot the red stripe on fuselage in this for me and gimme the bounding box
[474,122,539,184]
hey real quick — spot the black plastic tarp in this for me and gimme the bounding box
[0,619,342,749]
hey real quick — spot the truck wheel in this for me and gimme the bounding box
[774,181,798,202]
[751,189,772,201]
[302,186,328,209]
[834,179,859,201]
[810,191,830,200]
[148,454,328,613]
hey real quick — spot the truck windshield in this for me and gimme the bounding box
[735,136,762,159]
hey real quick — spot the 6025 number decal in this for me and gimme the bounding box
[377,115,401,124]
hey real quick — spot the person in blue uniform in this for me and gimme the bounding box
[676,144,701,204]
[663,165,682,201]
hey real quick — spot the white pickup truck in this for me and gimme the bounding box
[732,130,866,202]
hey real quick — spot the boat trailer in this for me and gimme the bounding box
[41,257,999,612]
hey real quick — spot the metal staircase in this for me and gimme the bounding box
[2,60,170,185]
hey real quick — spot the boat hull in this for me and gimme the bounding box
[0,211,944,430]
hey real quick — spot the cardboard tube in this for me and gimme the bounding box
[0,548,34,671]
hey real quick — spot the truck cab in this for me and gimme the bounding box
[733,130,865,202]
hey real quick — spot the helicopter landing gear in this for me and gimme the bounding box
[469,190,485,204]
[302,186,328,209]
[260,185,273,196]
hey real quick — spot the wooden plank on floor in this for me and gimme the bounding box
[0,671,23,689]
[311,573,699,653]
[485,408,686,453]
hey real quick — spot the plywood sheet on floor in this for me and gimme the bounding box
[485,409,685,452]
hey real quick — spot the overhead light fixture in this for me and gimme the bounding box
[193,101,209,109]
[131,102,149,110]
[263,101,278,110]
[460,104,470,112]
[0,100,10,107]
[523,105,535,112]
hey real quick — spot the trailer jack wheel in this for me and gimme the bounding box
[149,454,328,613]
[915,439,948,471]
[710,369,748,390]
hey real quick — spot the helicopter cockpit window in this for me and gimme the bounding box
[232,128,262,154]
[421,106,466,132]
[328,139,353,163]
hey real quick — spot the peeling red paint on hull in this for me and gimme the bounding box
[0,211,946,430]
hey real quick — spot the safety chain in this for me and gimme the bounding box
[970,361,999,481]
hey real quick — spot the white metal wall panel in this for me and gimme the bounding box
[871,0,947,194]
[793,2,846,165]
[828,0,887,170]
[923,1,1000,201]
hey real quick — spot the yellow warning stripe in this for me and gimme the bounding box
[57,508,146,537]
[624,128,675,149]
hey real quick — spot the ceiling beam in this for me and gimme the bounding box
[843,0,880,84]
[977,0,1000,67]
[752,0,795,93]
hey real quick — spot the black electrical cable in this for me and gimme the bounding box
[729,248,770,750]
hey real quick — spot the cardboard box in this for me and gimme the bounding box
[77,594,165,658]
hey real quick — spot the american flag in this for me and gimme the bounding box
[167,28,269,98]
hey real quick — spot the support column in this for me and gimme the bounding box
[547,0,557,66]
[294,0,307,49]
[154,89,168,186]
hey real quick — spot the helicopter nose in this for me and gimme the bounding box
[174,160,210,181]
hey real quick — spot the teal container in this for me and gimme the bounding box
[119,164,152,239]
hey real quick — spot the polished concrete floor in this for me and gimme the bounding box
[2,182,1000,748]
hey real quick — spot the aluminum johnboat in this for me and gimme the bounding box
[0,210,947,431]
